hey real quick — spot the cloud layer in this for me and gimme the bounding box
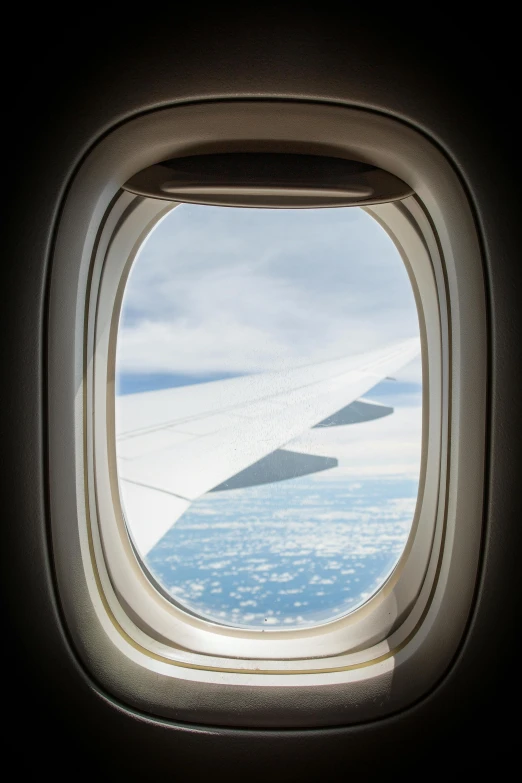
[117,205,420,375]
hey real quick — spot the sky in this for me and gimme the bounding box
[116,203,422,481]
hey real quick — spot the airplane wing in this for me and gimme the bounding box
[116,338,420,556]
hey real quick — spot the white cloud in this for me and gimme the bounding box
[116,204,420,375]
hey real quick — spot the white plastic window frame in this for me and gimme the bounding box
[48,101,486,728]
[95,195,435,659]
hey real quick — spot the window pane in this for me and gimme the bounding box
[115,205,422,628]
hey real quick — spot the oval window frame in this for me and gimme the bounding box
[48,100,486,727]
[102,197,432,654]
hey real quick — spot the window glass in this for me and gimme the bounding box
[115,205,422,628]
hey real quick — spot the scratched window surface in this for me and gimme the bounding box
[115,205,422,628]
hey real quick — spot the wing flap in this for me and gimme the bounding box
[210,448,338,492]
[313,397,393,428]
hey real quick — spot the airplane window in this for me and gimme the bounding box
[115,205,422,629]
